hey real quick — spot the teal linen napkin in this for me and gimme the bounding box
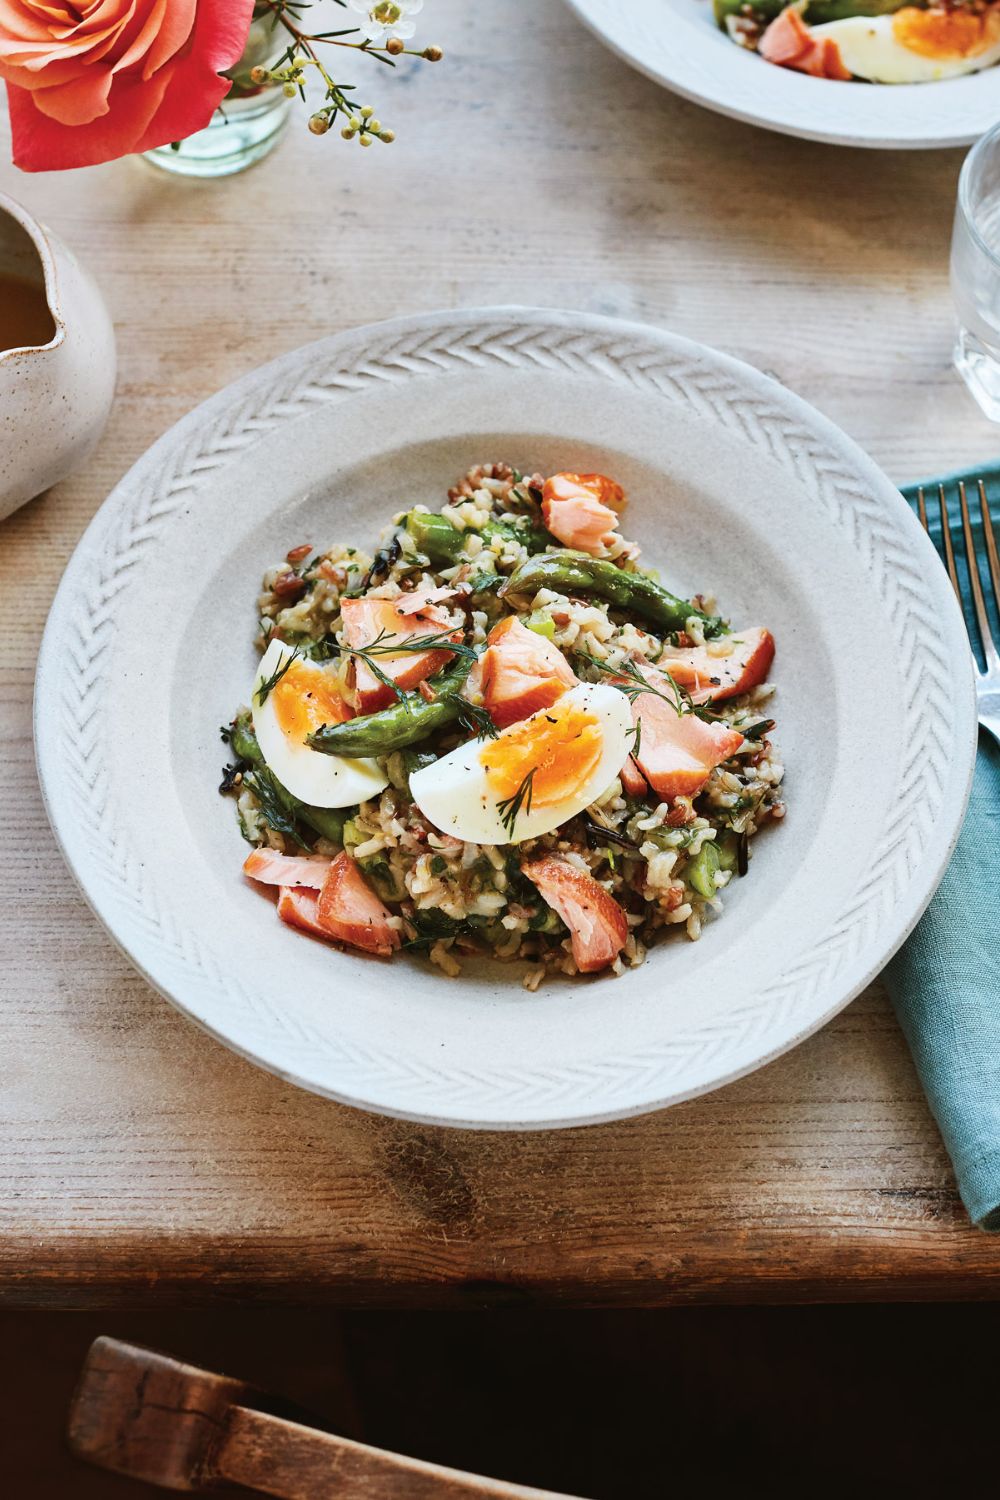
[885,467,1000,1230]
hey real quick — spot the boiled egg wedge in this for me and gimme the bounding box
[409,682,632,845]
[251,637,388,809]
[810,6,1000,83]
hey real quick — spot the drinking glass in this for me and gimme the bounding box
[952,122,1000,422]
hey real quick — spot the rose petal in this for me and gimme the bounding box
[140,0,195,77]
[182,0,257,74]
[5,0,255,170]
[28,64,114,124]
[7,61,166,167]
[0,16,128,72]
[133,0,256,150]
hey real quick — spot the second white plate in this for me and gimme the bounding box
[565,0,999,149]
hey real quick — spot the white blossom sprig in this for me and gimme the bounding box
[245,0,444,145]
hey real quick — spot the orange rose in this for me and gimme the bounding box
[0,0,256,171]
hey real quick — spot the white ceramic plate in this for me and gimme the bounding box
[565,0,1000,149]
[35,307,976,1129]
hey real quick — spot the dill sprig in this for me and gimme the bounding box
[575,651,721,721]
[497,767,536,839]
[349,646,410,713]
[255,647,300,706]
[574,650,681,709]
[353,627,479,663]
[345,627,476,713]
[243,767,311,848]
[455,699,499,740]
[352,626,477,662]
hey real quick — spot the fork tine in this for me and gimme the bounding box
[959,480,999,670]
[917,485,928,532]
[938,483,961,598]
[980,480,1000,638]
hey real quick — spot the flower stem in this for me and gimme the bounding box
[251,0,441,139]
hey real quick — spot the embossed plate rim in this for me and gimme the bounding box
[564,0,998,149]
[34,307,977,1127]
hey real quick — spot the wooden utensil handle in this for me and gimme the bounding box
[68,1337,581,1499]
[218,1404,571,1499]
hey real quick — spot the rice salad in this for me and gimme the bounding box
[220,463,785,988]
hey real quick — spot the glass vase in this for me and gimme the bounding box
[143,9,292,179]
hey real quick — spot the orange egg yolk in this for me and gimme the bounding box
[893,5,1000,58]
[272,660,352,742]
[480,701,603,809]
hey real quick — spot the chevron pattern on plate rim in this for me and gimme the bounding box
[40,312,960,1114]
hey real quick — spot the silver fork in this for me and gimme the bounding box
[917,478,1000,747]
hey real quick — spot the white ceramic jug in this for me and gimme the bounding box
[0,192,116,521]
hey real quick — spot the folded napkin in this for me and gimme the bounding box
[883,468,1000,1230]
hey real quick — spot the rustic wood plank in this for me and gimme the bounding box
[1,0,997,1307]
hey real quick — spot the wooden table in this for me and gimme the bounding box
[2,0,998,1310]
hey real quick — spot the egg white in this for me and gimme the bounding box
[409,681,632,846]
[810,13,1000,82]
[251,637,388,809]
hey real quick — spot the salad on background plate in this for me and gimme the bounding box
[716,0,1000,82]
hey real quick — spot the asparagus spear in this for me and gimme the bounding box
[405,510,553,564]
[500,552,726,637]
[307,655,477,757]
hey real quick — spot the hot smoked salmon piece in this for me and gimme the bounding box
[316,851,400,957]
[521,855,629,973]
[658,628,774,705]
[619,755,649,798]
[622,662,745,800]
[340,595,459,714]
[476,615,577,729]
[277,884,333,939]
[759,7,852,78]
[541,472,624,555]
[394,583,465,616]
[244,848,330,889]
